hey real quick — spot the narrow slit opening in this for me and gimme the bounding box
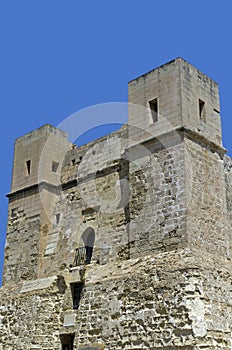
[26,160,31,176]
[149,98,158,123]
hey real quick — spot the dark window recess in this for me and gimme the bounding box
[51,161,59,173]
[81,227,95,264]
[26,160,31,176]
[55,213,60,224]
[85,246,93,264]
[60,334,74,350]
[71,159,75,166]
[149,98,158,123]
[71,282,83,310]
[199,99,206,121]
[11,208,17,217]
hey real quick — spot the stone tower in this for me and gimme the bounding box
[0,58,232,349]
[3,124,69,284]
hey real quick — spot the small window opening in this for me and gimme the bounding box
[11,208,17,218]
[149,98,158,123]
[55,213,60,225]
[26,160,31,176]
[71,159,75,166]
[199,99,206,121]
[60,334,74,350]
[71,282,83,310]
[51,161,59,173]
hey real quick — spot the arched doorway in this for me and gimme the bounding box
[81,227,95,264]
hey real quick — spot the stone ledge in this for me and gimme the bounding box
[20,276,57,293]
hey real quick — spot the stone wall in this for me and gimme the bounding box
[38,128,129,278]
[1,249,232,349]
[74,250,232,349]
[185,137,231,257]
[128,134,186,258]
[224,156,232,224]
[1,58,232,349]
[3,196,41,285]
[0,277,65,349]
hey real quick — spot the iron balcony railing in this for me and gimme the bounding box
[74,247,86,266]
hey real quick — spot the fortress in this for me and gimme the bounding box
[1,57,232,349]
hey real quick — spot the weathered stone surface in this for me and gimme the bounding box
[20,276,57,293]
[1,58,232,349]
[63,314,76,327]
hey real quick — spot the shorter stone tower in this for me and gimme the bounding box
[3,124,69,284]
[0,58,232,350]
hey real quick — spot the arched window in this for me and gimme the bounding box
[81,227,95,264]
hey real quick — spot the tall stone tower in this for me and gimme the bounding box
[127,58,230,258]
[0,58,232,350]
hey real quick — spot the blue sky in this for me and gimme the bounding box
[0,0,232,285]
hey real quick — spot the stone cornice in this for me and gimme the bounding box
[6,181,60,201]
[126,125,227,159]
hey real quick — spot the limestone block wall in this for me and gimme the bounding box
[3,126,230,286]
[224,156,232,224]
[38,129,129,278]
[38,128,189,275]
[1,58,232,350]
[3,192,42,285]
[0,277,65,349]
[3,124,69,285]
[185,137,231,257]
[11,124,68,193]
[180,60,221,147]
[128,58,222,148]
[73,251,232,349]
[128,135,186,258]
[128,58,182,145]
[1,250,232,349]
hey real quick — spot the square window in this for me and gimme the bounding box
[51,161,59,173]
[149,98,158,123]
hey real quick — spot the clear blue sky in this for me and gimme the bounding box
[1,0,232,285]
